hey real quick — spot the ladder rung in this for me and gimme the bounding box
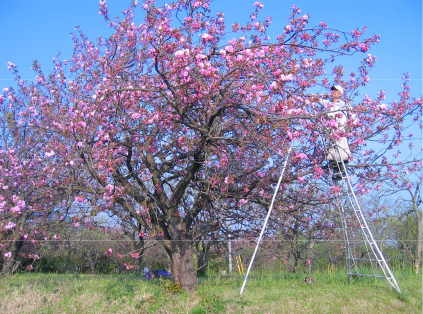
[348,273,391,279]
[346,226,365,230]
[347,258,377,262]
[348,241,366,244]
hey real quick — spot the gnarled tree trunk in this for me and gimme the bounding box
[166,219,197,292]
[2,215,28,277]
[2,236,23,276]
[171,241,197,291]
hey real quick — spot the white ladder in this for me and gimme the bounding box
[331,157,401,293]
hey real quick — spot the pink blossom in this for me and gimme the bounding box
[280,74,293,82]
[131,113,142,119]
[200,33,213,41]
[5,222,16,230]
[104,247,113,256]
[360,44,369,52]
[4,252,11,258]
[130,252,140,258]
[45,150,55,158]
[330,185,342,194]
[285,25,293,33]
[74,196,84,202]
[238,199,248,206]
[253,1,264,8]
[174,49,189,57]
[376,104,387,110]
[28,254,40,260]
[297,176,305,182]
[224,45,234,53]
[295,153,307,160]
[124,263,134,270]
[314,167,324,175]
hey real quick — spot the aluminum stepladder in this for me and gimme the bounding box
[330,145,401,293]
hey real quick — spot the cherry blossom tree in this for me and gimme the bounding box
[1,0,421,290]
[0,70,77,275]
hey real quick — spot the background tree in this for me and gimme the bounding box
[382,179,422,275]
[0,69,78,276]
[406,182,422,275]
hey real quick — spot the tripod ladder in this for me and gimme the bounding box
[331,153,401,293]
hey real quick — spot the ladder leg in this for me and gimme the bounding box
[332,146,401,293]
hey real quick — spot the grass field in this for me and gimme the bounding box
[0,269,421,313]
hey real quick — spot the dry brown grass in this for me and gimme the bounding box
[0,271,421,313]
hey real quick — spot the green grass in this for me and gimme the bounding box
[0,269,421,313]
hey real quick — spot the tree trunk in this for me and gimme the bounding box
[411,184,422,276]
[171,240,197,291]
[196,240,210,277]
[305,237,315,274]
[167,220,197,292]
[88,253,99,274]
[2,255,16,277]
[228,240,233,273]
[2,215,28,276]
[414,210,422,276]
[2,236,23,276]
[133,235,145,275]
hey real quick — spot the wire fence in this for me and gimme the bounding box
[1,239,421,242]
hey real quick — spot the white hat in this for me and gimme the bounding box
[331,85,344,94]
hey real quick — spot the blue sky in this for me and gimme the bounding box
[0,0,421,153]
[1,0,421,98]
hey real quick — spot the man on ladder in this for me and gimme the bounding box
[318,85,354,181]
[317,87,401,293]
[241,86,401,294]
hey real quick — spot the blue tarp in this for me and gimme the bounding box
[144,269,173,280]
